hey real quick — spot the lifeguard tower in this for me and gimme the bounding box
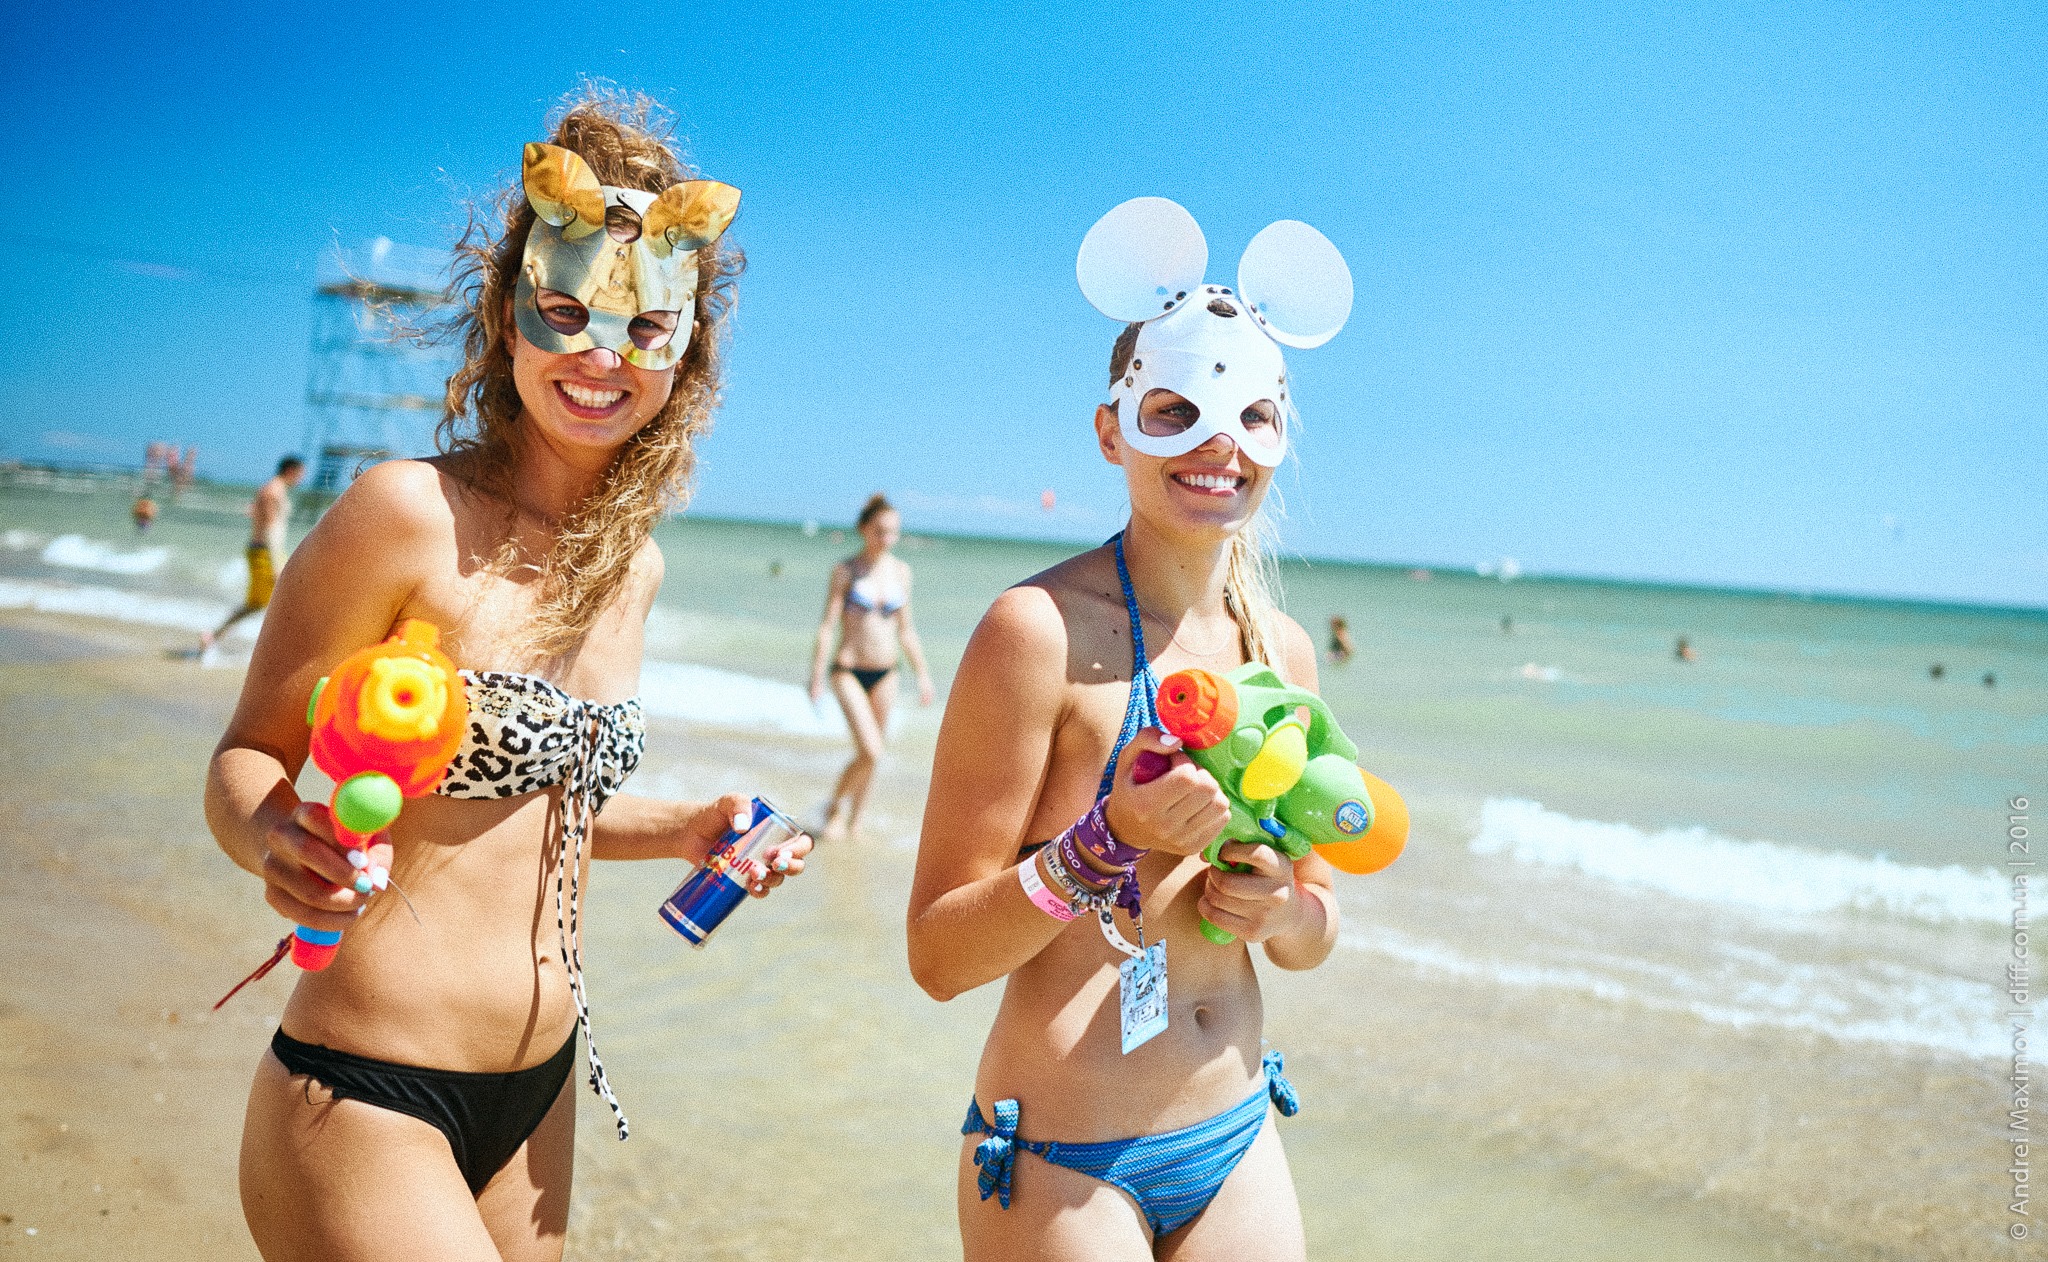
[300,238,454,501]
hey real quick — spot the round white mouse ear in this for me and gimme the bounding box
[1076,197,1209,323]
[1238,220,1352,348]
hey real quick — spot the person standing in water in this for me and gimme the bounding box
[200,455,304,653]
[1326,615,1354,664]
[809,493,935,841]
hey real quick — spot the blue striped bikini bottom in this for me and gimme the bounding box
[962,1050,1300,1238]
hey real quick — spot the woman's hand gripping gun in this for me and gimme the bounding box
[292,619,468,968]
[1131,664,1408,944]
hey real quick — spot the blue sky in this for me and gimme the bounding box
[3,1,2042,606]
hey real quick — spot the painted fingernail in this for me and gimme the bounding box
[732,812,750,833]
[369,866,390,891]
[353,875,373,895]
[346,849,368,870]
[1159,733,1182,748]
[772,852,791,872]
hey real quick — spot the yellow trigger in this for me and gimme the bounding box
[358,656,448,742]
[1240,718,1308,801]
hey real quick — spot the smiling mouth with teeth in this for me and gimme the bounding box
[1173,471,1246,492]
[558,382,627,410]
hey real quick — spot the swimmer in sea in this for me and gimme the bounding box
[1326,615,1354,664]
[809,492,935,842]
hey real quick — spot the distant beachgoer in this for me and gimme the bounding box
[1929,663,1945,680]
[769,559,784,578]
[1675,636,1697,663]
[810,493,935,842]
[912,198,1353,1258]
[198,456,304,652]
[1500,614,1512,635]
[205,93,807,1260]
[131,494,158,533]
[1985,672,1996,688]
[1328,615,1355,663]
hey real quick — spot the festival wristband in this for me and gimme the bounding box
[1075,798,1145,869]
[1053,828,1115,893]
[1045,837,1116,907]
[1019,853,1078,922]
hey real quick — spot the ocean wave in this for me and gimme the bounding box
[1343,925,1999,1059]
[0,577,237,635]
[640,660,854,738]
[1469,798,2006,926]
[40,533,171,576]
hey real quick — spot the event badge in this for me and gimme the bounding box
[1119,942,1169,1053]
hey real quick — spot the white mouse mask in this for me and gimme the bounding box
[1077,197,1352,468]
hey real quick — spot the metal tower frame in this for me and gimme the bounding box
[300,238,455,500]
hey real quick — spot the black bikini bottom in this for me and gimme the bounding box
[270,1027,577,1195]
[833,664,894,693]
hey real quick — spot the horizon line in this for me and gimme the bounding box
[7,456,2041,618]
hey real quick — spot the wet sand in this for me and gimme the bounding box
[0,609,2013,1260]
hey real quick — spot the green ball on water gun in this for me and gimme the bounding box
[1131,664,1409,944]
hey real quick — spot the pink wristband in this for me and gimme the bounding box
[1019,855,1078,922]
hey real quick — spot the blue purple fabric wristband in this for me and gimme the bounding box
[1058,797,1145,919]
[1072,797,1144,868]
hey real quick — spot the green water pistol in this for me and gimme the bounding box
[1135,664,1409,944]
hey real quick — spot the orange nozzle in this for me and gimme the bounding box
[308,618,468,797]
[1155,668,1238,750]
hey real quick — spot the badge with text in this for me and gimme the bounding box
[1119,941,1169,1054]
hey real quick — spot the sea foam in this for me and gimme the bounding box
[0,577,234,634]
[39,534,171,576]
[640,659,852,738]
[1343,924,2001,1059]
[1470,797,2006,926]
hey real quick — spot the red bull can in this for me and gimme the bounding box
[659,796,799,948]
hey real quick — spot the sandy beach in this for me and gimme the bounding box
[0,603,2018,1260]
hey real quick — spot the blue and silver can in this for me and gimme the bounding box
[659,796,800,948]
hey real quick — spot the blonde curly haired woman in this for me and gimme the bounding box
[205,89,810,1261]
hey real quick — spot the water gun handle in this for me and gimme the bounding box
[290,812,383,970]
[1128,748,1252,945]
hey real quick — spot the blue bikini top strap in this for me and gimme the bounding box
[1097,531,1161,800]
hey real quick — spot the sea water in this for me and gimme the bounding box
[3,472,2039,1257]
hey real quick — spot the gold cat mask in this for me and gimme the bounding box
[514,142,741,371]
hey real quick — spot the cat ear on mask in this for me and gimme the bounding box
[1237,219,1352,349]
[522,143,605,240]
[641,180,743,258]
[1076,197,1209,324]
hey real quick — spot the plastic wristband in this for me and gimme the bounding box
[1019,854,1078,922]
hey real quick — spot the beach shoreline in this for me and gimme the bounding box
[0,606,2016,1260]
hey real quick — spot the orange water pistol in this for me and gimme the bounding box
[292,619,467,969]
[1133,664,1409,944]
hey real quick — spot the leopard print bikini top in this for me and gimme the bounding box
[436,669,646,1140]
[437,670,645,806]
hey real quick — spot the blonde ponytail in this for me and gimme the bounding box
[1224,516,1282,667]
[1107,323,1285,668]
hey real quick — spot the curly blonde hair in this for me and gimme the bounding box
[438,84,742,656]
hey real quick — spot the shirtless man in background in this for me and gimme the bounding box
[200,455,304,653]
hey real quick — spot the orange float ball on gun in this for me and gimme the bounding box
[293,619,468,969]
